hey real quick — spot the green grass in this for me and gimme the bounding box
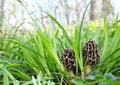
[0,3,120,85]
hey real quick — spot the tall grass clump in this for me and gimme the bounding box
[0,2,120,85]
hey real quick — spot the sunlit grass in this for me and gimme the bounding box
[0,2,120,85]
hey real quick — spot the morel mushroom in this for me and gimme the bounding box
[82,40,99,76]
[60,49,76,74]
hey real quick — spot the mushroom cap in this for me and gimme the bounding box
[82,40,99,66]
[60,49,76,73]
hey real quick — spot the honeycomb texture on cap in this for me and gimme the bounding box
[82,40,99,66]
[60,49,76,73]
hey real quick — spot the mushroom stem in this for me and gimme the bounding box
[85,64,92,75]
[81,65,92,78]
